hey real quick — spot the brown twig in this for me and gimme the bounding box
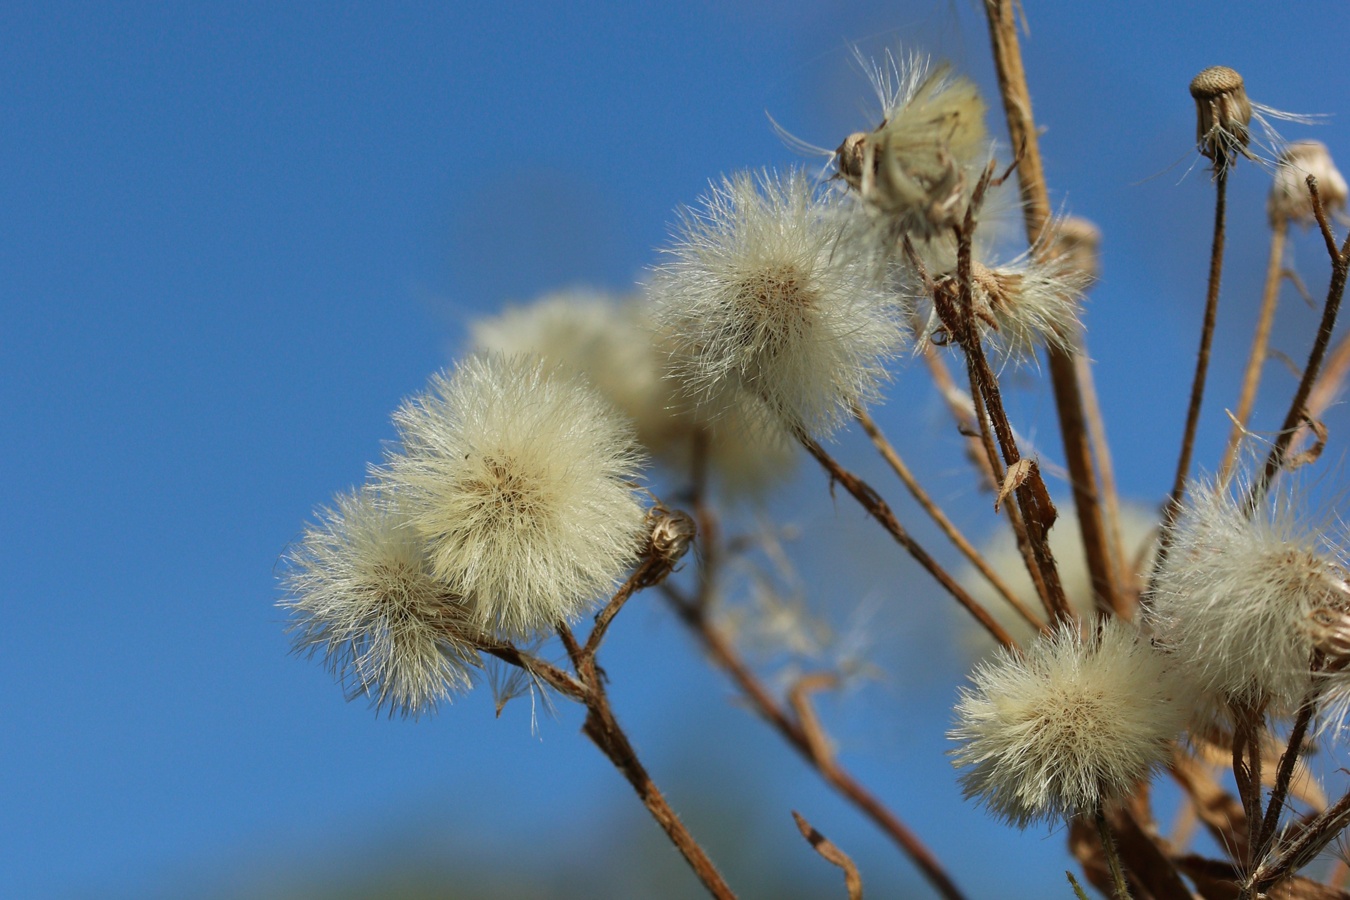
[1252,668,1326,870]
[931,186,1071,623]
[794,428,1018,650]
[1221,216,1289,482]
[792,811,864,900]
[583,554,667,659]
[1289,330,1350,460]
[1248,179,1350,508]
[558,620,737,899]
[1253,789,1350,893]
[664,586,968,900]
[920,338,998,490]
[478,641,587,703]
[1075,346,1128,616]
[853,405,1044,634]
[1096,806,1133,900]
[981,0,1119,622]
[1161,165,1230,561]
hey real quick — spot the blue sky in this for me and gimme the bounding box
[4,1,1350,897]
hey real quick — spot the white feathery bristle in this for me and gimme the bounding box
[281,487,482,717]
[921,249,1089,364]
[473,290,797,495]
[651,167,907,437]
[950,619,1185,828]
[379,353,648,639]
[469,290,683,459]
[1147,474,1350,716]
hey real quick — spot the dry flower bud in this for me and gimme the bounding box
[1049,217,1101,285]
[647,505,696,572]
[1190,66,1253,169]
[1268,140,1348,227]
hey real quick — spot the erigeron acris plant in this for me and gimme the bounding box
[280,3,1350,896]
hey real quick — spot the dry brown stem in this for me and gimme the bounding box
[557,621,736,899]
[854,405,1045,633]
[794,428,1018,649]
[1249,179,1350,507]
[663,585,968,900]
[1161,164,1230,564]
[981,0,1120,619]
[792,810,864,900]
[1222,216,1289,482]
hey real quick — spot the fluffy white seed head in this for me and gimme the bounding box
[950,619,1185,828]
[281,487,482,717]
[470,290,684,458]
[651,167,907,437]
[836,50,990,241]
[472,291,797,495]
[1268,140,1348,227]
[1147,475,1350,716]
[379,353,648,639]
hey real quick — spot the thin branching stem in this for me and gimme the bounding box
[981,0,1119,620]
[794,428,1018,650]
[1095,807,1133,900]
[556,621,737,900]
[1221,216,1288,483]
[854,405,1045,633]
[1076,347,1127,615]
[1162,166,1230,558]
[1253,665,1326,867]
[1248,180,1350,508]
[663,585,969,900]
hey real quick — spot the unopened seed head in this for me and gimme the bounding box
[1268,140,1349,227]
[1050,217,1102,285]
[1190,66,1253,169]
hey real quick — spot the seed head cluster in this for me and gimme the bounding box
[472,291,797,495]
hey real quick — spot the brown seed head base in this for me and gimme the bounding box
[1190,65,1252,166]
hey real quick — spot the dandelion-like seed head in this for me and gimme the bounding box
[950,619,1185,828]
[281,487,482,717]
[1190,65,1253,171]
[1148,475,1350,716]
[1268,140,1348,227]
[651,167,906,437]
[380,353,648,639]
[837,51,990,241]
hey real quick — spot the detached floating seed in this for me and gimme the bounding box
[1190,65,1253,169]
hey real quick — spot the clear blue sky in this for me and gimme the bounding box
[4,1,1349,897]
